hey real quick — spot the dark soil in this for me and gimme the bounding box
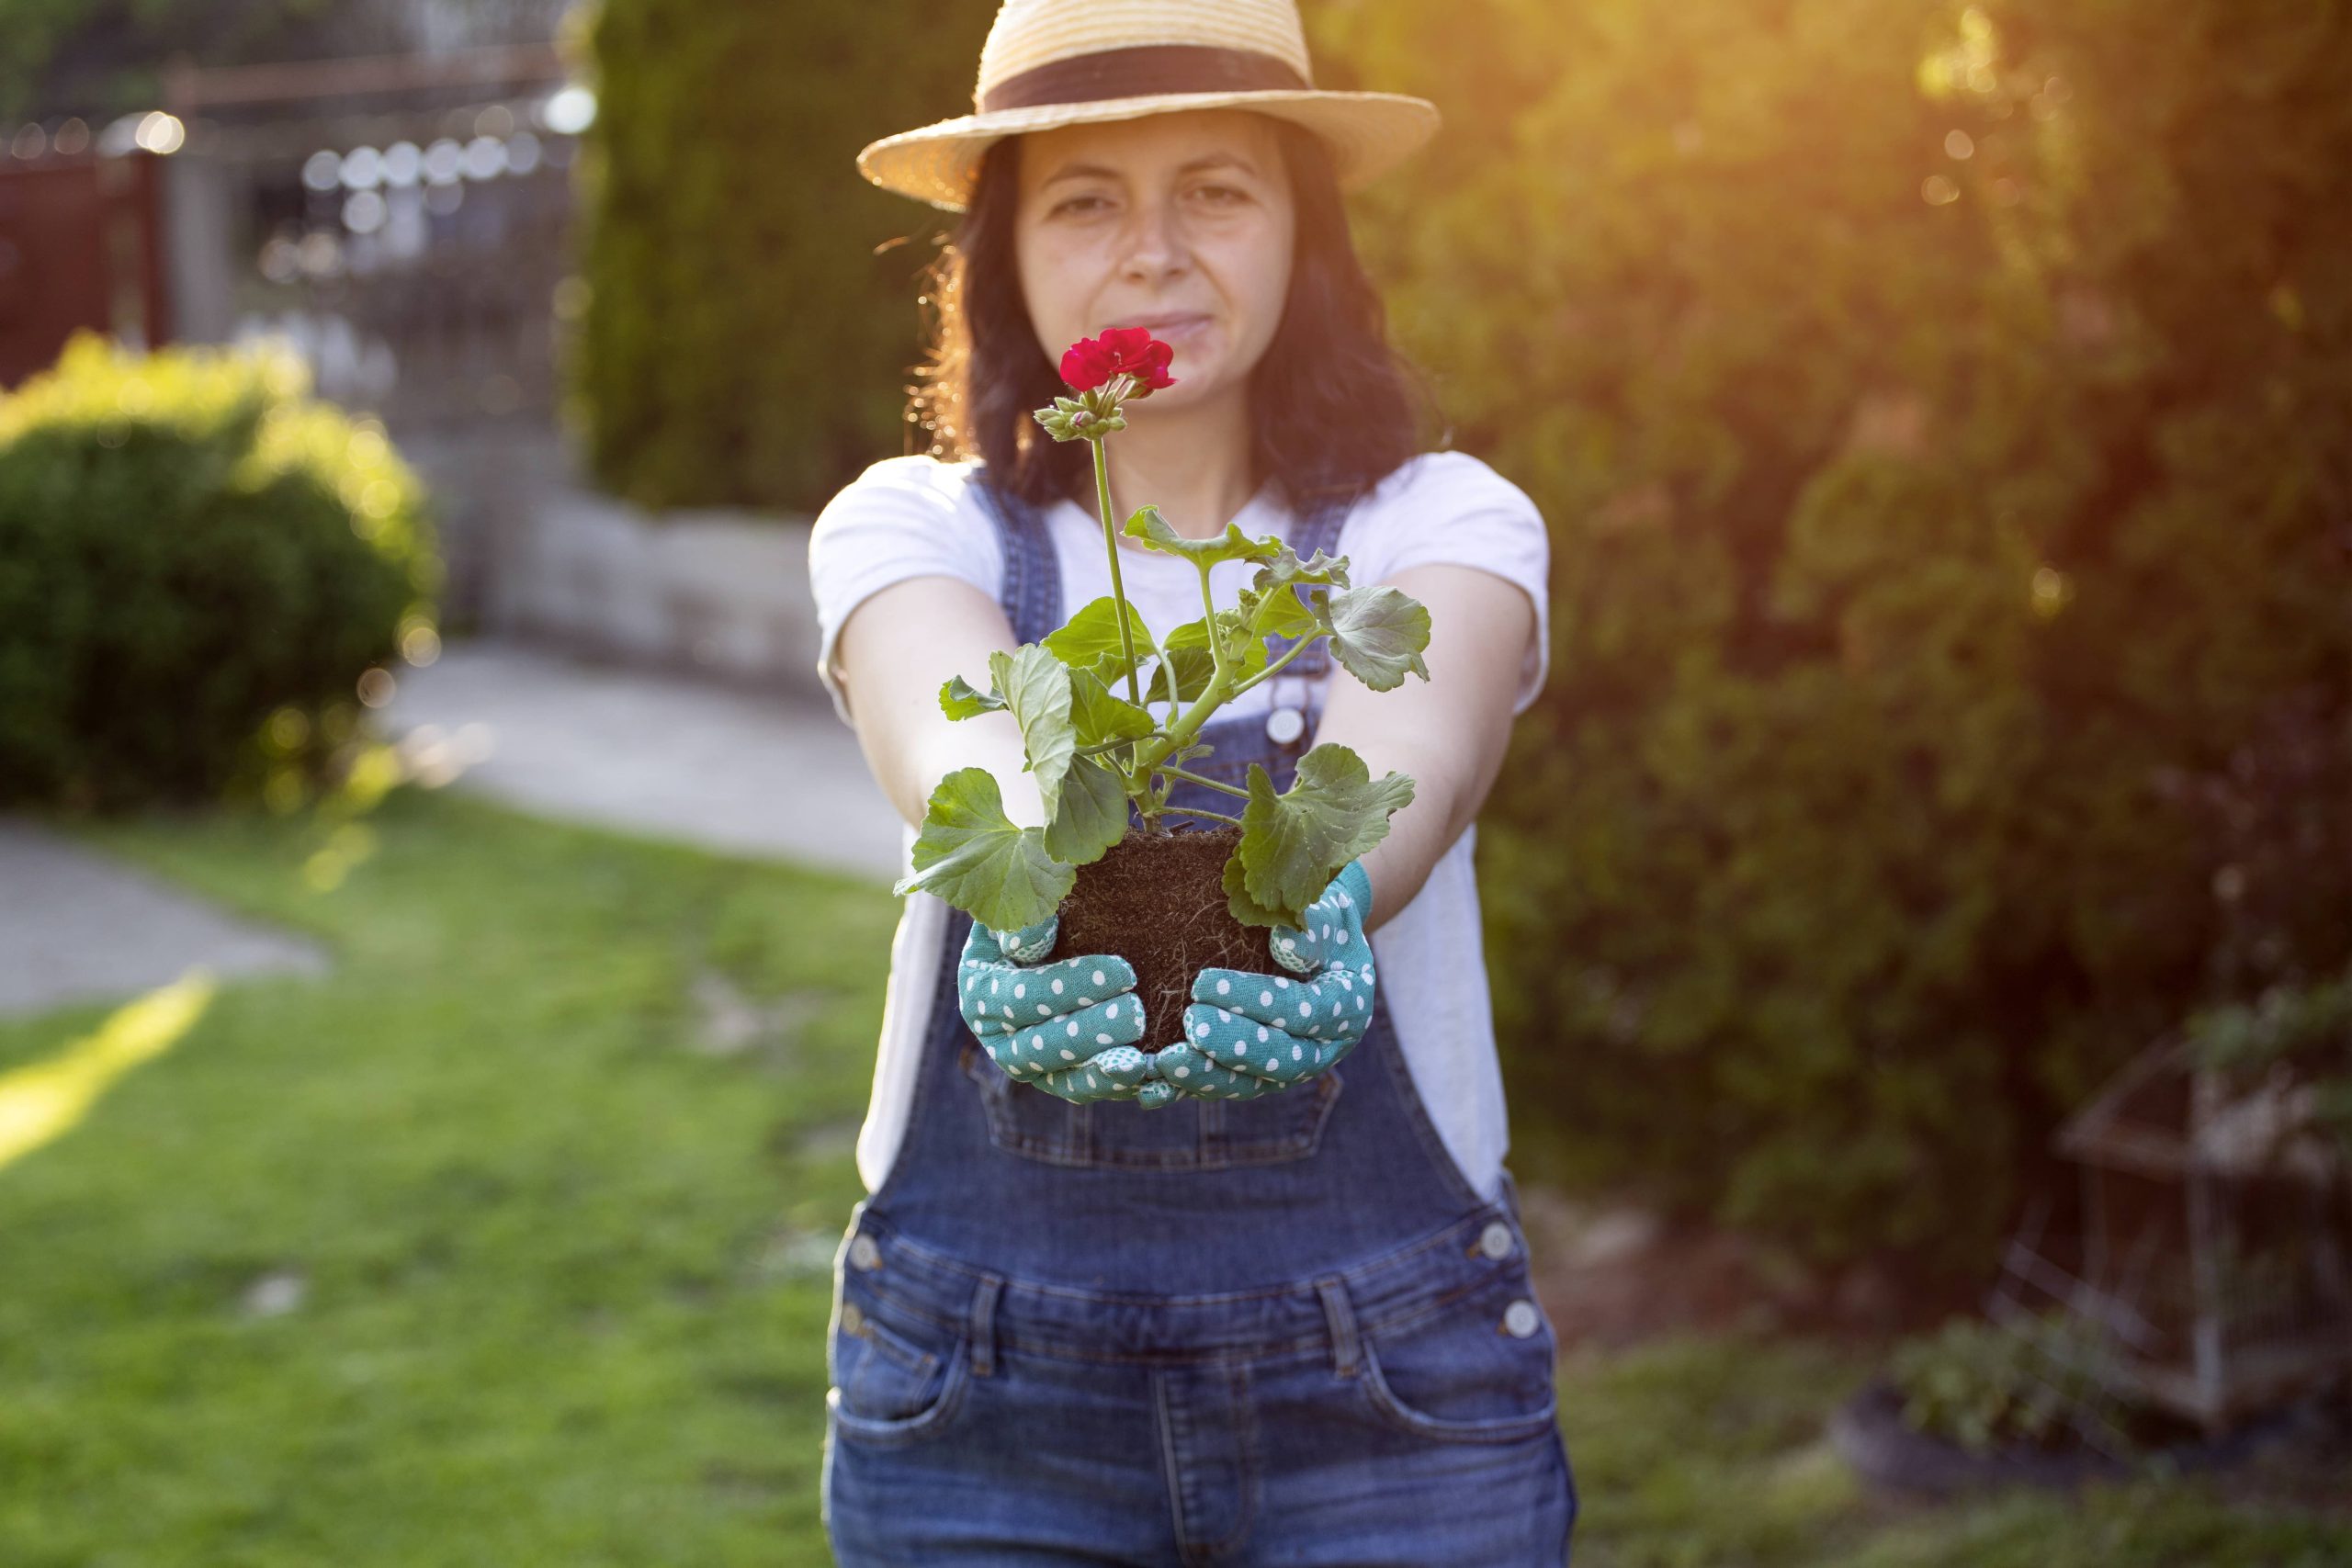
[1048,824,1269,1052]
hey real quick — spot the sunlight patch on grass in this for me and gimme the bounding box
[0,968,215,1171]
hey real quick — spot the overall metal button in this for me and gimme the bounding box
[840,1302,865,1335]
[1502,1298,1542,1338]
[1479,1220,1515,1260]
[847,1234,881,1271]
[1265,705,1306,744]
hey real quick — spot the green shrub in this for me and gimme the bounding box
[1890,1311,2142,1455]
[571,0,992,513]
[0,330,439,812]
[1307,0,2351,1269]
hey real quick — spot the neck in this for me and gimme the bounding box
[1081,389,1261,542]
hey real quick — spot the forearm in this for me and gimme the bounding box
[869,708,1045,833]
[1310,562,1533,938]
[1345,736,1471,937]
[834,579,1048,834]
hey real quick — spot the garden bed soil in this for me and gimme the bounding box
[1048,823,1266,1053]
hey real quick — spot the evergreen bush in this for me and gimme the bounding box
[0,331,439,811]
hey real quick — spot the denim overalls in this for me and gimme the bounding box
[823,474,1577,1566]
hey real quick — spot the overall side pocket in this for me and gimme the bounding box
[1350,1275,1563,1445]
[829,1280,974,1450]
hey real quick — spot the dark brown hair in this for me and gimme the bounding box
[904,115,1435,516]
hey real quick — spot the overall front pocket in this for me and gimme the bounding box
[828,1282,973,1449]
[1350,1276,1563,1445]
[958,1037,1341,1169]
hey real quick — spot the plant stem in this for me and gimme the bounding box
[1227,633,1319,702]
[1090,435,1147,715]
[1161,804,1243,827]
[1162,765,1250,799]
[1196,561,1231,690]
[1076,734,1164,759]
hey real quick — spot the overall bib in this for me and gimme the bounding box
[822,476,1577,1566]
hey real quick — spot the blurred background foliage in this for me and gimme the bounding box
[1306,0,2351,1273]
[570,0,992,510]
[534,0,2344,1274]
[0,332,439,811]
[0,0,565,121]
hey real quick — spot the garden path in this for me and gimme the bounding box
[374,636,902,882]
[0,820,330,1018]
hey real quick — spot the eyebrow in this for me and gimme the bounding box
[1040,152,1261,189]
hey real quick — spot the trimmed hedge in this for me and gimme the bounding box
[571,0,993,513]
[1307,0,2351,1269]
[0,331,439,811]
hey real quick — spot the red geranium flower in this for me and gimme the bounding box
[1059,327,1178,399]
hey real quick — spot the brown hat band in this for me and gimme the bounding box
[979,43,1310,114]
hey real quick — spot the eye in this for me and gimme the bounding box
[1193,184,1250,206]
[1049,193,1111,217]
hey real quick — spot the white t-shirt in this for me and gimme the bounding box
[807,449,1551,1203]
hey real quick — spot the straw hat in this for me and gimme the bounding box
[856,0,1442,213]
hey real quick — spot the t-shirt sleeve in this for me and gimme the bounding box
[1350,451,1553,716]
[807,457,1003,728]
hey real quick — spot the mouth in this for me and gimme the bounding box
[1107,312,1211,335]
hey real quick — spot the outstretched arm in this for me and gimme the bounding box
[832,574,1044,832]
[1308,561,1538,936]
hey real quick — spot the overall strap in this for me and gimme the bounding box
[1258,487,1359,680]
[971,471,1065,647]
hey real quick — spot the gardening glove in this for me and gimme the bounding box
[1149,859,1377,1100]
[956,913,1156,1104]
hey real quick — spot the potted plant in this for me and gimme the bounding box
[890,328,1432,1077]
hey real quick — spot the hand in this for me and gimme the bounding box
[1149,860,1377,1100]
[956,912,1154,1103]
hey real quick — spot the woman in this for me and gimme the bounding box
[808,2,1574,1561]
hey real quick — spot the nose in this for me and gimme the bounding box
[1119,191,1189,283]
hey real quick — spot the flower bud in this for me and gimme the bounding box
[1032,395,1094,442]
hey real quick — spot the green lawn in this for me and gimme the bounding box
[1,782,2343,1565]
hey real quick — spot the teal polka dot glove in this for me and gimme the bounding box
[1149,859,1377,1100]
[956,914,1159,1105]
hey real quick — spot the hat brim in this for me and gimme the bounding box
[856,89,1441,212]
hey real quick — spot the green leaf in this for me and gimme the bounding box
[938,672,1006,719]
[1241,544,1347,642]
[1239,581,1321,643]
[1121,505,1284,567]
[988,644,1078,822]
[1164,610,1270,691]
[1315,583,1433,692]
[1154,638,1218,704]
[1222,846,1294,930]
[893,767,1073,931]
[1236,744,1416,926]
[1256,543,1351,592]
[1068,666,1156,749]
[1043,595,1156,685]
[1144,642,1198,709]
[1043,754,1131,864]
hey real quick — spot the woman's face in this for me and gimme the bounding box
[1012,109,1295,416]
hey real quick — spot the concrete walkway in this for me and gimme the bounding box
[373,637,905,883]
[0,821,331,1018]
